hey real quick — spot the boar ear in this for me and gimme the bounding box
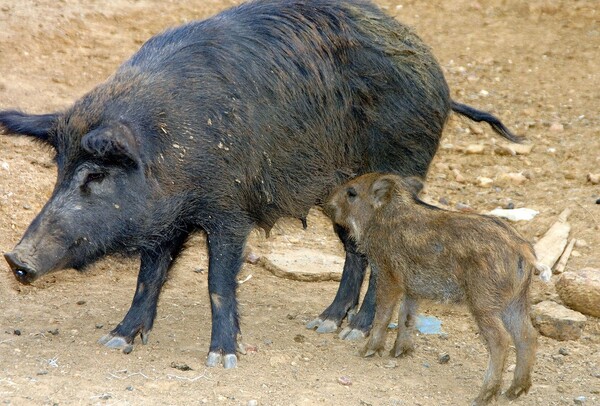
[81,123,141,167]
[371,175,397,208]
[0,110,58,147]
[403,177,424,197]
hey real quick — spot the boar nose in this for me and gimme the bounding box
[4,252,36,284]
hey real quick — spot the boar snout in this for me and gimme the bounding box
[4,251,37,284]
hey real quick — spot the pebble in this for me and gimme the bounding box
[506,364,516,372]
[48,329,59,336]
[550,122,564,132]
[95,324,103,329]
[452,169,466,183]
[383,360,398,369]
[455,202,473,212]
[475,176,493,187]
[495,143,534,156]
[558,347,570,356]
[13,329,21,336]
[170,362,192,371]
[587,173,600,184]
[438,197,450,206]
[465,144,486,154]
[574,396,586,405]
[338,376,352,386]
[596,198,600,205]
[497,172,528,186]
[438,353,450,364]
[1,161,9,171]
[247,400,258,406]
[246,252,261,264]
[574,240,587,248]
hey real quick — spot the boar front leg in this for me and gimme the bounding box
[99,231,189,353]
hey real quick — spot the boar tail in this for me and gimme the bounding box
[451,101,524,143]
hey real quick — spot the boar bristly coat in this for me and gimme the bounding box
[0,0,521,368]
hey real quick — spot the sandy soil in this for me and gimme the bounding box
[0,1,598,405]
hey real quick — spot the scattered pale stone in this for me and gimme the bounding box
[496,172,528,186]
[547,147,557,153]
[495,143,534,156]
[476,176,493,187]
[507,364,516,372]
[452,169,466,183]
[488,207,539,221]
[587,173,600,184]
[337,376,352,386]
[434,162,449,171]
[245,251,261,264]
[468,124,484,134]
[260,249,343,282]
[478,89,489,97]
[574,239,587,248]
[555,268,600,318]
[1,161,8,171]
[531,301,587,341]
[465,144,486,154]
[550,122,564,132]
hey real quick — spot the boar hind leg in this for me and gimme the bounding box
[205,229,250,369]
[307,224,372,338]
[392,295,418,358]
[99,231,189,353]
[472,314,510,406]
[502,297,537,400]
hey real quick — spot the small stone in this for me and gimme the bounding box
[495,143,534,156]
[76,300,86,305]
[452,169,466,183]
[48,329,59,336]
[586,173,600,184]
[95,323,103,329]
[383,360,398,369]
[455,202,473,212]
[574,396,586,405]
[126,386,134,391]
[337,376,352,386]
[496,172,528,186]
[596,198,600,205]
[438,197,450,206]
[476,176,493,187]
[247,400,258,406]
[558,347,570,356]
[1,161,9,171]
[550,122,564,132]
[468,124,484,134]
[13,329,21,336]
[531,301,587,341]
[438,353,450,364]
[246,252,261,264]
[506,364,516,372]
[478,89,489,97]
[37,370,48,376]
[574,240,587,248]
[465,144,486,154]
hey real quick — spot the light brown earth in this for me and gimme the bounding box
[0,1,598,405]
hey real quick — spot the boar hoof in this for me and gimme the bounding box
[316,320,339,333]
[206,352,238,368]
[98,334,134,354]
[338,327,366,341]
[504,383,530,400]
[362,347,382,358]
[305,317,324,330]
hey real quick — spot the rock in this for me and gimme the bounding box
[248,400,258,406]
[452,169,466,183]
[495,143,534,156]
[245,251,261,264]
[438,352,450,364]
[574,396,586,405]
[558,347,570,356]
[587,173,600,184]
[337,376,352,386]
[549,122,564,132]
[531,301,587,341]
[259,249,344,282]
[496,172,528,186]
[465,144,486,154]
[476,176,493,187]
[555,268,600,317]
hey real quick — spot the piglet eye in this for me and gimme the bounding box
[346,187,357,200]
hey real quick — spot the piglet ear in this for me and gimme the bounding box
[81,122,141,167]
[403,176,425,197]
[0,110,58,147]
[371,175,397,208]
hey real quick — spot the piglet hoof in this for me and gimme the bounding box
[361,346,383,358]
[338,327,366,341]
[206,351,238,368]
[504,383,531,400]
[391,341,415,358]
[305,318,323,329]
[98,334,134,354]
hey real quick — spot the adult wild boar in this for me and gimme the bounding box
[0,0,521,368]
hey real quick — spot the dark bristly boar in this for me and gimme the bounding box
[328,173,544,405]
[0,0,522,368]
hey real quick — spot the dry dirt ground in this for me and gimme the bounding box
[0,1,598,405]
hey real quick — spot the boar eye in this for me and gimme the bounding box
[346,187,357,200]
[83,172,106,187]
